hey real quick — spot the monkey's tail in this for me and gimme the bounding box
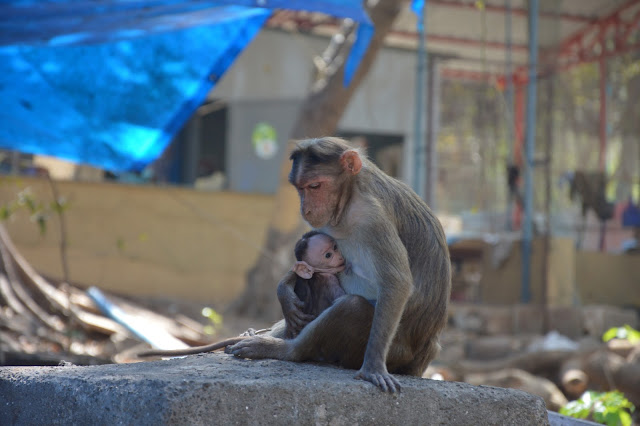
[136,336,247,358]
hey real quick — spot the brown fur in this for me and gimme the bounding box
[284,271,345,339]
[137,336,250,358]
[228,137,451,393]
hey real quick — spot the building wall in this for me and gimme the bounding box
[480,236,639,308]
[213,29,420,183]
[576,251,640,308]
[227,99,302,194]
[0,177,277,306]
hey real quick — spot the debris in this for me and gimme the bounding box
[88,287,188,351]
[0,224,214,366]
[465,368,568,411]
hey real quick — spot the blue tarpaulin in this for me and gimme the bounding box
[0,1,372,172]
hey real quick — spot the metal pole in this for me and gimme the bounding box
[522,0,538,304]
[542,74,554,332]
[505,0,515,230]
[426,59,440,209]
[413,0,429,199]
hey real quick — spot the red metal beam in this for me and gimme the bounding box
[550,0,640,69]
[429,0,594,24]
[268,1,640,85]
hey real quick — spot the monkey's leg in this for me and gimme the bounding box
[392,338,440,377]
[227,295,374,367]
[294,294,375,368]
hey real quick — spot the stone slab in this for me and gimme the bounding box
[1,353,549,425]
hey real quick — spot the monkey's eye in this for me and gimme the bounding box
[308,183,321,189]
[325,252,332,259]
[333,244,338,251]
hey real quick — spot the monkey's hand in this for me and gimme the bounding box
[226,335,286,359]
[277,274,316,334]
[354,362,401,393]
[280,292,315,334]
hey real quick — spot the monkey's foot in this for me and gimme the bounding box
[226,336,289,360]
[354,367,402,393]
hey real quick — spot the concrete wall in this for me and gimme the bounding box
[0,177,277,306]
[227,99,302,194]
[480,236,640,308]
[213,30,418,134]
[576,251,640,307]
[480,238,551,305]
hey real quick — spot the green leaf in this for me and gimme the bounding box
[603,327,619,342]
[34,214,47,235]
[0,205,12,220]
[116,238,126,253]
[201,307,223,327]
[561,391,635,425]
[595,411,620,426]
[602,325,640,344]
[50,198,69,214]
[618,410,632,426]
[560,400,591,419]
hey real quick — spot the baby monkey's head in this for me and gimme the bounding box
[294,231,345,271]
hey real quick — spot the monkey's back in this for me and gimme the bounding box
[362,164,451,353]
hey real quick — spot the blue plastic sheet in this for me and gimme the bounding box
[411,0,425,14]
[0,1,371,172]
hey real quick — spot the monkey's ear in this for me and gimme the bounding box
[293,261,314,279]
[340,150,362,175]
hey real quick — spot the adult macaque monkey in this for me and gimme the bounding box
[228,137,451,393]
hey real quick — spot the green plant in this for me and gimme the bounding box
[1,180,71,278]
[201,307,223,335]
[560,391,635,426]
[603,325,640,344]
[0,187,69,235]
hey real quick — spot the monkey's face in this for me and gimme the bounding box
[293,175,342,228]
[304,234,345,269]
[289,141,362,228]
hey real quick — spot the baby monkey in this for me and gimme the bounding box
[282,230,346,338]
[137,231,346,357]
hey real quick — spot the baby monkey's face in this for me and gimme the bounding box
[304,234,345,270]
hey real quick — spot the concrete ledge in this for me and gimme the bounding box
[1,353,549,425]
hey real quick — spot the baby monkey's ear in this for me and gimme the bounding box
[293,261,314,279]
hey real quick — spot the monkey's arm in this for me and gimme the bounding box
[355,223,412,393]
[277,270,315,334]
[136,336,246,357]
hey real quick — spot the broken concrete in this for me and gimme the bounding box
[1,353,549,425]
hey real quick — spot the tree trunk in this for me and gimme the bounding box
[229,0,409,321]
